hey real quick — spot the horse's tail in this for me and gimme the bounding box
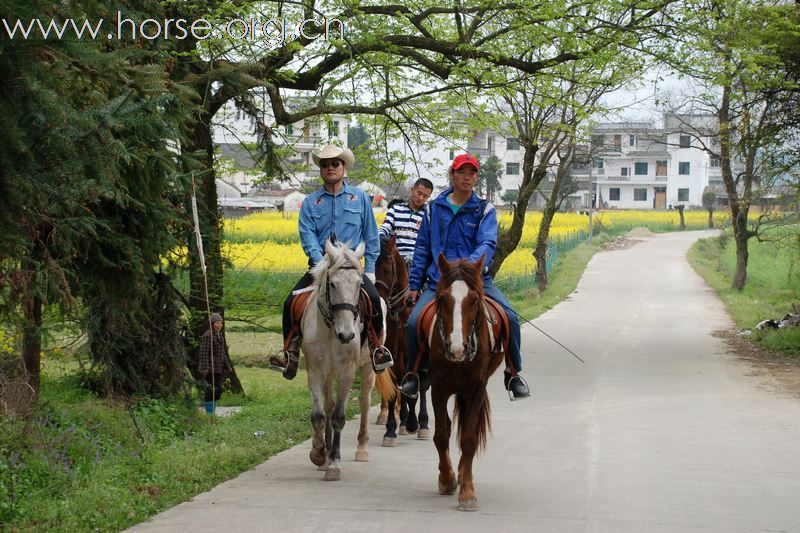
[374,368,398,402]
[454,388,491,452]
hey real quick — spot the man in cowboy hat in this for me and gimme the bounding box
[399,153,530,400]
[269,144,392,379]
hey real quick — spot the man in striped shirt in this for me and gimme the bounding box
[379,178,434,265]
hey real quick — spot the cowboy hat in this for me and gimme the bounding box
[312,145,355,170]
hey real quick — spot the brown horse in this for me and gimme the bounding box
[373,236,430,445]
[420,254,505,511]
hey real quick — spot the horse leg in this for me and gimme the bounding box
[455,391,485,511]
[375,398,389,425]
[382,396,398,447]
[399,396,411,435]
[307,373,327,468]
[405,396,419,434]
[432,387,456,495]
[417,385,431,439]
[320,378,335,470]
[324,377,353,481]
[356,364,374,462]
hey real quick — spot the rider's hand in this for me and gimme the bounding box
[365,272,376,284]
[407,290,419,305]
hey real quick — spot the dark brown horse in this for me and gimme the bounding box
[373,235,430,445]
[420,254,505,511]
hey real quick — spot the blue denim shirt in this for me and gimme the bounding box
[409,187,497,291]
[298,181,379,273]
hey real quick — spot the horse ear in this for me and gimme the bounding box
[437,253,450,275]
[324,239,336,258]
[475,254,486,274]
[354,241,365,259]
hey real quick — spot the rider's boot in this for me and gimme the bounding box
[371,345,394,373]
[399,372,419,399]
[268,335,301,380]
[504,369,531,401]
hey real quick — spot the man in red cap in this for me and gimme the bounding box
[400,153,530,400]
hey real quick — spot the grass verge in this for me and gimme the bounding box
[687,230,800,355]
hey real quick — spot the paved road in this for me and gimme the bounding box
[131,230,800,533]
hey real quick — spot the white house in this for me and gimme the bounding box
[591,114,724,210]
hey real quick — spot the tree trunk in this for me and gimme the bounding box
[677,204,686,230]
[183,117,244,395]
[732,231,749,290]
[185,115,225,340]
[534,204,556,292]
[707,208,714,228]
[21,293,42,403]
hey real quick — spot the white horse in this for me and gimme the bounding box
[302,240,395,481]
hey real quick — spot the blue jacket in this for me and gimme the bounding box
[298,181,379,273]
[409,187,497,291]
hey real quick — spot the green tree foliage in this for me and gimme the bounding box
[667,0,800,290]
[0,0,195,397]
[478,155,503,203]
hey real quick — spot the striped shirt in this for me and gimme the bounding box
[379,201,424,260]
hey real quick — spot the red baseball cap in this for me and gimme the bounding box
[451,153,480,171]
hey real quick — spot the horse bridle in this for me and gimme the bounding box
[435,285,499,362]
[373,253,410,320]
[318,265,360,329]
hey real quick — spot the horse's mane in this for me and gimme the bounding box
[310,241,364,286]
[438,260,484,294]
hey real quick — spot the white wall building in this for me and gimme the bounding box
[591,114,723,210]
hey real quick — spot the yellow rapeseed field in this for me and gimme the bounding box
[224,209,742,277]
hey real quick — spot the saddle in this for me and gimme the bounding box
[416,296,510,357]
[284,288,314,351]
[285,286,382,351]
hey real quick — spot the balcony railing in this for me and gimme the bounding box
[597,175,669,183]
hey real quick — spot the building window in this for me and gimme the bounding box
[634,162,648,175]
[506,162,520,175]
[679,135,691,148]
[621,167,629,176]
[634,188,648,201]
[678,188,689,202]
[592,158,604,169]
[449,149,455,160]
[656,160,668,176]
[506,138,520,151]
[679,162,691,175]
[284,124,293,135]
[328,120,340,138]
[609,188,620,201]
[591,134,605,149]
[629,134,637,147]
[710,156,721,168]
[613,134,622,151]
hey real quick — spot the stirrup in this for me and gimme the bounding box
[506,374,531,402]
[371,346,393,373]
[399,372,419,399]
[269,351,298,373]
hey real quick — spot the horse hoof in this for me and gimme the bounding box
[354,450,369,462]
[324,465,341,481]
[438,482,456,495]
[375,413,388,425]
[458,499,478,512]
[310,450,327,467]
[398,425,408,435]
[417,428,430,439]
[317,463,328,471]
[382,437,397,447]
